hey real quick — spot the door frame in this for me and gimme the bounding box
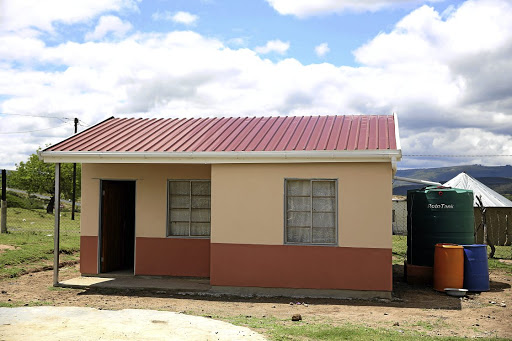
[98,179,137,274]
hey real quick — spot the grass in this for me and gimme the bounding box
[220,315,509,341]
[410,318,449,332]
[0,300,53,308]
[0,207,80,279]
[392,235,512,273]
[219,315,414,341]
[392,235,407,265]
[488,245,512,272]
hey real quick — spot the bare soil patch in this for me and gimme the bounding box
[0,245,16,254]
[1,265,511,339]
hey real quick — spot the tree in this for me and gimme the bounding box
[9,149,81,213]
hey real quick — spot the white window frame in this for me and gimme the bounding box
[284,178,338,246]
[167,179,211,238]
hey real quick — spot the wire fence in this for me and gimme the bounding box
[0,186,80,236]
[392,200,407,235]
[4,207,80,235]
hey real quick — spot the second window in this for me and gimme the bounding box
[285,179,337,245]
[168,180,211,237]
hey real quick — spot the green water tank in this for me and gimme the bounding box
[407,186,475,267]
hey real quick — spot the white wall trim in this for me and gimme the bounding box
[40,150,402,164]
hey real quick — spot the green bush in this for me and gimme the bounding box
[5,191,45,210]
[5,192,27,208]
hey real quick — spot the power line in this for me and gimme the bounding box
[1,112,91,129]
[1,113,91,128]
[0,123,71,135]
[77,119,90,127]
[404,154,512,157]
[0,112,75,120]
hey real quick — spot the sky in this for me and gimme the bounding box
[0,0,512,170]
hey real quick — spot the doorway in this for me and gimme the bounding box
[100,180,136,274]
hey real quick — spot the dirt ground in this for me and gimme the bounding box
[1,265,511,339]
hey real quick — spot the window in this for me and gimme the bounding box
[285,179,337,245]
[167,180,211,237]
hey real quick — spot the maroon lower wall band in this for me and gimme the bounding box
[210,243,392,291]
[81,236,391,292]
[80,236,98,275]
[135,237,210,277]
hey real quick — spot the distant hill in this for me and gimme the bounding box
[393,165,512,197]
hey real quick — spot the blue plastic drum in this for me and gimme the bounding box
[462,244,490,292]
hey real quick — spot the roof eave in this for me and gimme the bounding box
[40,150,402,164]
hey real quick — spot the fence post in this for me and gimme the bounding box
[1,169,7,234]
[53,163,61,286]
[506,214,510,246]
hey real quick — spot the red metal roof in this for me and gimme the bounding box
[46,115,398,152]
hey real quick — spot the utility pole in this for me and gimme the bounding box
[1,169,7,233]
[71,118,78,220]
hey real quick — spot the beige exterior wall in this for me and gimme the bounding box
[81,162,392,248]
[211,162,392,249]
[80,163,211,237]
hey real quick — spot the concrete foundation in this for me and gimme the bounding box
[210,286,392,299]
[60,275,392,300]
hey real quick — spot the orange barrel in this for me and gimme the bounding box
[433,243,464,292]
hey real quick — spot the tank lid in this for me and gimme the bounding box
[435,243,463,249]
[408,186,474,194]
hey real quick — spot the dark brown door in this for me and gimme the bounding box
[100,180,135,273]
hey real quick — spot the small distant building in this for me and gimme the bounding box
[444,172,512,245]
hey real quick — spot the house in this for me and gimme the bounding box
[444,172,512,246]
[40,114,402,298]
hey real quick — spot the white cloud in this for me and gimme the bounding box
[315,43,330,57]
[266,0,442,17]
[1,0,512,170]
[0,0,138,33]
[351,0,512,136]
[152,11,199,25]
[227,37,247,46]
[85,16,133,41]
[0,35,46,62]
[255,40,290,54]
[353,2,512,66]
[172,11,199,25]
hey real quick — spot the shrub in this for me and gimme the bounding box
[5,191,45,209]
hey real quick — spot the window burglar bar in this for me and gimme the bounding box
[168,180,211,237]
[285,179,338,245]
